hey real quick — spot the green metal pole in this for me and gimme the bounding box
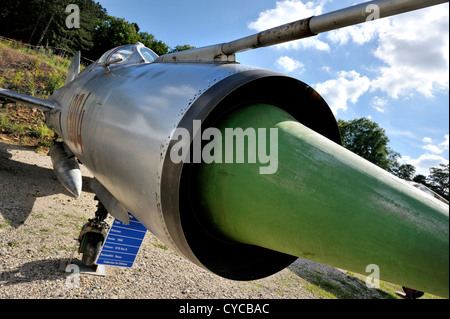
[194,103,449,298]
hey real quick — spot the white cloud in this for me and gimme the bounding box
[423,144,444,154]
[402,134,449,176]
[314,70,371,114]
[247,0,330,51]
[371,96,388,113]
[387,129,417,140]
[370,5,449,98]
[324,4,449,99]
[248,1,320,30]
[275,56,304,73]
[402,154,449,177]
[372,106,384,113]
[248,1,448,105]
[439,134,449,151]
[422,134,449,155]
[326,18,386,46]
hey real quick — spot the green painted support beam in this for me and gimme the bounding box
[194,103,449,298]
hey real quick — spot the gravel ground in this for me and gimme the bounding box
[0,140,398,300]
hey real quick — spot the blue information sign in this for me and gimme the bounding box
[96,212,147,268]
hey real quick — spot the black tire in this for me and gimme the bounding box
[82,233,103,266]
[401,286,425,299]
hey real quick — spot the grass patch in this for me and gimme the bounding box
[0,219,12,228]
[0,38,69,150]
[152,242,169,250]
[0,105,55,149]
[8,241,19,247]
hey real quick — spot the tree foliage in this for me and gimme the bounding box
[427,164,449,200]
[88,15,140,59]
[338,117,449,200]
[393,163,416,180]
[413,164,449,200]
[0,0,107,54]
[337,118,400,173]
[138,32,170,56]
[413,174,427,185]
[169,44,196,53]
[0,0,192,60]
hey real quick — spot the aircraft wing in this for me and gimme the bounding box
[0,88,61,112]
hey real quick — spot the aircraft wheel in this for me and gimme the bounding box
[81,232,104,267]
[401,286,425,299]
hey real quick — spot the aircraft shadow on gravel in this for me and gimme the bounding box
[0,141,93,228]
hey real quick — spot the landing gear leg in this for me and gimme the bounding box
[78,198,109,267]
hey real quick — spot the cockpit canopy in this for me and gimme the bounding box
[80,42,158,76]
[98,42,159,65]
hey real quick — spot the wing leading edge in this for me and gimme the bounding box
[0,88,60,112]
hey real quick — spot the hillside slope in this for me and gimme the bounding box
[0,39,69,149]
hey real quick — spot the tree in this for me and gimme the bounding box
[337,118,400,173]
[169,44,196,53]
[138,31,170,56]
[63,0,108,53]
[394,164,416,180]
[86,18,175,60]
[413,174,428,185]
[0,0,107,54]
[1,0,192,63]
[427,163,449,200]
[87,16,140,60]
[0,0,49,42]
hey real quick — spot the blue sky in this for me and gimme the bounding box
[98,0,449,176]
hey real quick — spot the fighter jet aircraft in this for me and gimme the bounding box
[0,0,448,298]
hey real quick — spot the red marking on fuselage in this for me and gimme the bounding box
[67,92,91,154]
